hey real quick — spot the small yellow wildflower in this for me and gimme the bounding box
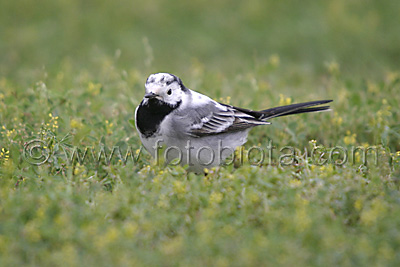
[73,163,85,175]
[209,191,223,204]
[70,118,83,129]
[309,139,317,149]
[367,81,379,93]
[173,180,186,195]
[332,112,343,126]
[269,54,280,68]
[215,257,229,267]
[203,176,212,186]
[279,94,292,106]
[45,114,59,130]
[88,82,101,96]
[378,243,395,261]
[295,207,311,232]
[54,214,69,227]
[219,96,231,104]
[248,192,260,203]
[196,220,211,233]
[123,222,138,237]
[5,129,16,138]
[385,71,399,84]
[360,198,387,226]
[0,148,9,161]
[344,131,357,145]
[161,236,183,255]
[104,227,119,242]
[24,222,41,242]
[157,194,169,208]
[325,61,340,75]
[354,199,363,211]
[289,179,302,188]
[105,120,114,135]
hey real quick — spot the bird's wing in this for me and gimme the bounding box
[181,99,269,137]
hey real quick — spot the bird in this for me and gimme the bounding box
[135,73,332,173]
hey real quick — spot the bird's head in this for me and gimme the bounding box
[143,73,187,107]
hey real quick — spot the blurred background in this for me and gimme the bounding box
[1,0,399,80]
[1,0,399,149]
[1,2,400,265]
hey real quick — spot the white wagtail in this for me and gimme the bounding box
[135,73,332,173]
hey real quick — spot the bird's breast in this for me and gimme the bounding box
[135,99,181,138]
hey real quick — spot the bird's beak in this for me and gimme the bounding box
[144,92,158,99]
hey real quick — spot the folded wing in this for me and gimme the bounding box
[186,101,269,137]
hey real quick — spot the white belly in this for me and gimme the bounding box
[139,130,250,173]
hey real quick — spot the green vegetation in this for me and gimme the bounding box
[1,0,400,265]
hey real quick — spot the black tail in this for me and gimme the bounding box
[259,100,332,120]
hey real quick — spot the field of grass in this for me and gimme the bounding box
[1,0,400,266]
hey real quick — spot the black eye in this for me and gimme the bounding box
[167,89,172,95]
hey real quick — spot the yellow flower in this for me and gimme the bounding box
[354,199,363,211]
[88,82,101,96]
[105,120,114,135]
[215,257,229,267]
[367,81,379,93]
[104,227,119,242]
[203,176,212,186]
[196,220,211,233]
[269,54,280,68]
[209,191,223,204]
[59,244,78,266]
[325,61,340,75]
[360,198,387,226]
[295,207,311,232]
[0,148,9,161]
[173,180,186,195]
[249,192,260,203]
[219,96,231,104]
[161,236,183,255]
[385,71,399,84]
[123,222,138,237]
[344,131,357,145]
[279,94,292,106]
[54,214,69,227]
[309,139,317,149]
[24,222,41,242]
[46,113,60,130]
[5,129,16,138]
[332,112,343,126]
[70,118,83,129]
[73,163,85,175]
[378,243,395,261]
[289,179,302,188]
[157,194,169,208]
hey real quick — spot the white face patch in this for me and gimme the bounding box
[144,73,185,106]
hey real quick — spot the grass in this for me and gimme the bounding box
[1,0,400,266]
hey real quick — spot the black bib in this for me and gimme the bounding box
[136,98,181,138]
